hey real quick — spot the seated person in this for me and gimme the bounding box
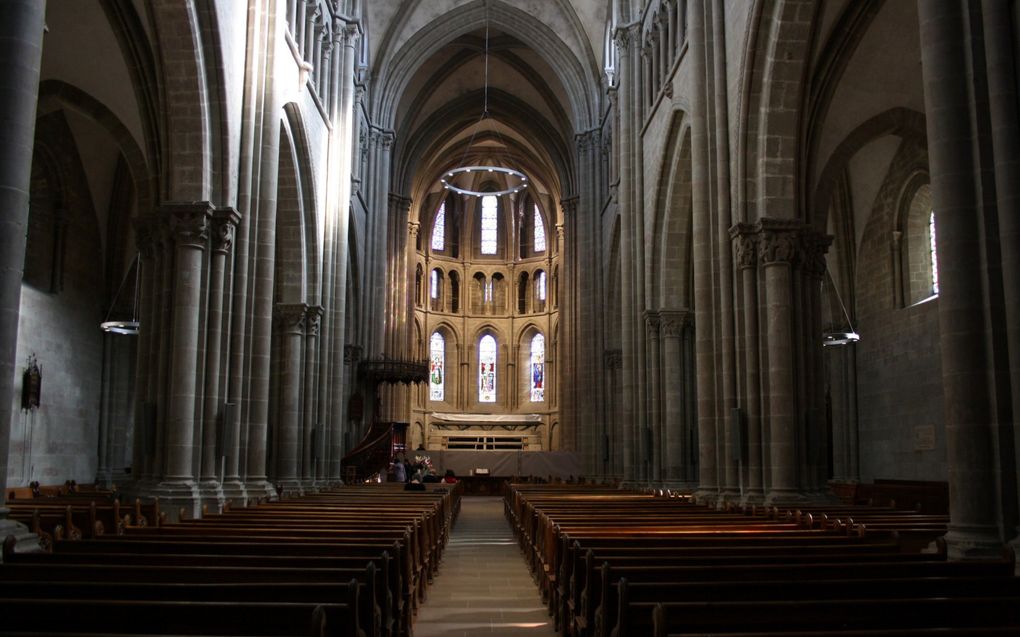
[442,469,458,484]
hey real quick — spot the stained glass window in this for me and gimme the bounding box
[481,195,498,255]
[431,269,439,300]
[929,211,939,296]
[534,205,546,253]
[537,271,546,302]
[530,333,545,402]
[429,332,444,401]
[479,334,496,402]
[431,202,445,251]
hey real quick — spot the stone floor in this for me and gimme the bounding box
[413,496,557,637]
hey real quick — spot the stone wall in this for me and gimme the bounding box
[854,137,945,482]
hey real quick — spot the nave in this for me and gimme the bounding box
[415,496,556,637]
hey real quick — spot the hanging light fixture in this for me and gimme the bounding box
[100,254,140,336]
[822,267,859,347]
[440,8,527,197]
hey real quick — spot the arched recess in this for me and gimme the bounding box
[472,326,505,409]
[36,80,154,220]
[812,108,927,231]
[15,110,109,486]
[516,325,548,408]
[742,0,819,221]
[373,0,600,131]
[274,118,310,304]
[897,177,935,306]
[650,116,693,310]
[149,0,220,201]
[427,323,459,409]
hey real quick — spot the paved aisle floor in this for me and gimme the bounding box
[413,496,557,637]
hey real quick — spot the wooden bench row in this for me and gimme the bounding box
[505,483,1019,637]
[2,483,462,637]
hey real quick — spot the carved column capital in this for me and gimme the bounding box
[756,218,803,266]
[729,222,759,270]
[211,207,241,255]
[407,221,420,237]
[163,202,214,249]
[344,344,363,364]
[134,214,157,258]
[801,230,832,280]
[305,305,324,337]
[644,311,662,339]
[276,303,309,335]
[603,349,623,370]
[660,309,692,337]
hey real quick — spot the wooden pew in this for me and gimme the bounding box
[0,596,361,637]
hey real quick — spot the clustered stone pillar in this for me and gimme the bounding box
[199,208,239,510]
[918,0,1008,559]
[661,312,685,483]
[759,219,802,505]
[645,312,662,480]
[731,225,764,503]
[157,203,213,515]
[275,303,308,496]
[303,305,323,489]
[0,0,46,552]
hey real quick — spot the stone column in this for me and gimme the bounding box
[303,305,323,488]
[802,231,832,495]
[891,231,904,308]
[614,24,640,484]
[275,303,308,496]
[0,0,46,552]
[759,219,803,504]
[155,203,213,516]
[645,312,662,480]
[199,208,239,510]
[131,218,156,485]
[979,0,1020,562]
[661,312,685,483]
[918,0,1007,559]
[689,1,719,501]
[731,225,763,503]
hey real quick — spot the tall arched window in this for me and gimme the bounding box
[429,332,445,401]
[479,334,497,402]
[431,269,439,299]
[929,211,939,296]
[431,202,446,251]
[534,205,546,253]
[481,195,498,255]
[530,333,545,402]
[537,271,547,302]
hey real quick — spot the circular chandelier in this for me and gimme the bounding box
[822,267,859,347]
[100,254,140,336]
[439,10,527,198]
[441,166,527,197]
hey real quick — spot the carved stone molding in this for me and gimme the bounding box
[164,202,213,250]
[211,207,241,255]
[305,305,324,337]
[603,349,623,370]
[344,344,363,364]
[660,309,692,337]
[276,303,308,335]
[729,222,758,270]
[756,218,803,266]
[801,231,832,279]
[134,215,157,259]
[644,311,662,339]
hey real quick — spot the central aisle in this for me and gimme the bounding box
[414,496,557,637]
